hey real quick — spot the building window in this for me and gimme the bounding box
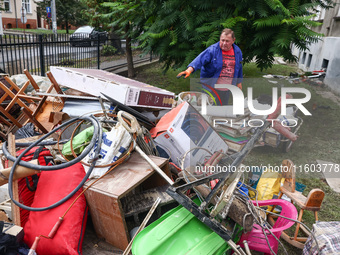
[301,52,307,64]
[306,54,313,68]
[322,59,329,70]
[4,0,11,12]
[22,0,31,13]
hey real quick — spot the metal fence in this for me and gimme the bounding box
[0,33,119,76]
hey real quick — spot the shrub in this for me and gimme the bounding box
[101,45,117,56]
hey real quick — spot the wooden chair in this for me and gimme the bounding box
[17,71,65,132]
[0,77,37,134]
[0,70,65,136]
[277,159,325,249]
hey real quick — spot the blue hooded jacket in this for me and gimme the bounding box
[188,42,243,88]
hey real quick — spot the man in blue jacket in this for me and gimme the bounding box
[177,28,243,105]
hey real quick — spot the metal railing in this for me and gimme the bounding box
[0,33,121,76]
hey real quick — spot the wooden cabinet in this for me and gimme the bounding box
[83,152,170,250]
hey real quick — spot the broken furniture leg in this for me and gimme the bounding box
[7,133,20,225]
[0,159,39,186]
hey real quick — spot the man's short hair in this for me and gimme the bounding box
[221,28,235,39]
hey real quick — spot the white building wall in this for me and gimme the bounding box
[294,37,340,95]
[292,3,340,95]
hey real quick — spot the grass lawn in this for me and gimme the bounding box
[134,62,340,254]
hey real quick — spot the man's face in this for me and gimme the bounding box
[219,33,235,51]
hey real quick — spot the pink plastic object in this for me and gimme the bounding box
[238,199,298,254]
[272,121,298,142]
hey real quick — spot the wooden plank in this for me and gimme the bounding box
[24,69,40,91]
[46,71,65,104]
[22,107,48,134]
[30,83,58,119]
[17,94,43,101]
[85,190,129,250]
[35,101,63,131]
[7,133,21,226]
[85,153,169,198]
[0,84,14,104]
[0,113,11,126]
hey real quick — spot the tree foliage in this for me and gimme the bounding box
[83,0,335,71]
[35,0,87,33]
[80,0,109,30]
[83,0,151,77]
[136,0,334,70]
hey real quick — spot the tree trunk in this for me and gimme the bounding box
[109,28,123,54]
[125,24,135,78]
[65,19,69,34]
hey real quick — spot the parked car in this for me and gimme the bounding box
[70,26,108,47]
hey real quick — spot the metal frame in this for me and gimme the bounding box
[166,122,270,242]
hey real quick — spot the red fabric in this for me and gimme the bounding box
[16,147,53,228]
[217,47,235,87]
[18,177,36,228]
[23,163,87,255]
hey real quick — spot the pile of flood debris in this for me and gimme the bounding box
[0,67,331,255]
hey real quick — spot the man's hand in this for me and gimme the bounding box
[237,83,242,90]
[176,67,193,79]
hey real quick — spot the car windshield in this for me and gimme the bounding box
[75,26,93,34]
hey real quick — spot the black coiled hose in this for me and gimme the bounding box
[2,115,103,211]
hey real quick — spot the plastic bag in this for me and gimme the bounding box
[253,170,282,201]
[62,126,107,159]
[83,123,132,178]
[15,123,41,140]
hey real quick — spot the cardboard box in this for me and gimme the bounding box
[150,102,229,168]
[2,223,24,243]
[263,128,281,147]
[50,67,175,109]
